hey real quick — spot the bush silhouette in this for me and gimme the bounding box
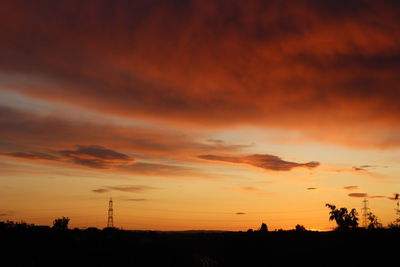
[53,216,70,231]
[325,203,358,230]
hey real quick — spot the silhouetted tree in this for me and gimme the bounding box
[295,224,306,232]
[259,223,268,232]
[325,203,359,230]
[367,212,382,229]
[53,216,70,230]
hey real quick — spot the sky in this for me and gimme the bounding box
[0,0,399,231]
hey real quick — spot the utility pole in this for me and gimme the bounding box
[107,198,114,228]
[361,198,369,228]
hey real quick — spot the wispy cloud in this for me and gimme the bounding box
[198,154,319,171]
[105,185,156,193]
[125,198,147,202]
[348,193,385,199]
[60,145,134,169]
[1,151,59,160]
[343,186,359,191]
[387,193,399,201]
[92,188,110,193]
[352,165,388,171]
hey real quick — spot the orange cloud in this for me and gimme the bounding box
[1,152,59,161]
[343,186,359,191]
[0,0,399,148]
[0,106,244,157]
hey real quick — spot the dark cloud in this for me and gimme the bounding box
[92,188,110,193]
[306,187,317,190]
[60,145,134,168]
[0,213,10,217]
[352,165,388,171]
[236,212,246,215]
[92,186,155,193]
[1,144,136,169]
[198,154,319,171]
[1,151,58,160]
[343,186,359,191]
[61,145,131,161]
[106,185,156,193]
[348,193,368,198]
[353,165,374,171]
[348,193,385,199]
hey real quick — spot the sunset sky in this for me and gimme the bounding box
[1,0,399,231]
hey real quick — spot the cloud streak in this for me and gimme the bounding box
[1,151,59,161]
[92,188,110,193]
[60,145,134,169]
[343,186,359,191]
[105,185,156,193]
[348,193,385,199]
[198,154,319,171]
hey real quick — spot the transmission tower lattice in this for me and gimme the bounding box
[107,198,114,228]
[395,193,400,220]
[361,199,369,228]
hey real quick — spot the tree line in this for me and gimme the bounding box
[1,203,400,232]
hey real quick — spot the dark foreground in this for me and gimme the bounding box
[1,226,399,266]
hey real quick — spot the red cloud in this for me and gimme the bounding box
[0,0,399,148]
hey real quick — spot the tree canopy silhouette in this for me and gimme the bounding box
[259,223,268,232]
[53,216,70,231]
[295,224,306,232]
[325,204,359,230]
[367,212,382,229]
